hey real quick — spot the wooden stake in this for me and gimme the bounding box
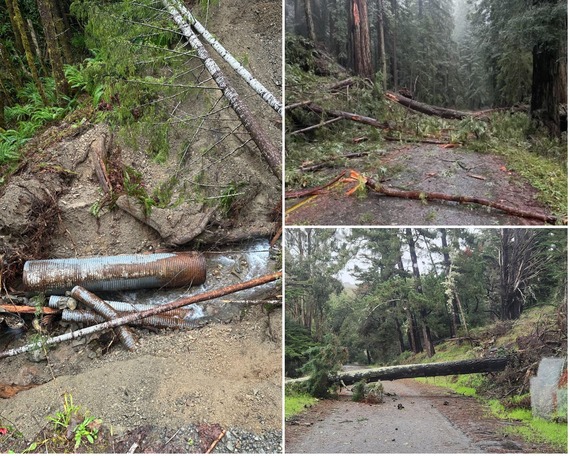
[205,429,226,454]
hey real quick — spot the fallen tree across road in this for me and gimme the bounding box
[286,357,510,387]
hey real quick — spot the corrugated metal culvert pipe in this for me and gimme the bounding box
[23,252,207,294]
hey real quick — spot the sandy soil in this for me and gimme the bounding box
[1,305,281,436]
[285,144,553,226]
[285,379,560,454]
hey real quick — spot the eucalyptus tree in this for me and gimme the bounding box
[496,228,567,320]
[405,228,435,357]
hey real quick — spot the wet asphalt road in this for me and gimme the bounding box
[286,379,483,453]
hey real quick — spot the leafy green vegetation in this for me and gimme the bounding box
[4,393,103,453]
[284,393,318,420]
[488,399,567,452]
[0,79,75,164]
[48,393,101,449]
[218,181,246,216]
[300,334,347,398]
[466,112,567,217]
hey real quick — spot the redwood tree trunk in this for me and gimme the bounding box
[389,0,398,89]
[530,42,561,138]
[376,0,387,90]
[304,0,317,42]
[350,0,373,79]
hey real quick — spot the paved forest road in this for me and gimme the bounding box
[286,379,557,453]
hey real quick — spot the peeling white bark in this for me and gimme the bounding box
[169,0,282,115]
[162,0,281,177]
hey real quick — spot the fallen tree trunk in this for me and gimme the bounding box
[286,357,509,386]
[163,1,281,178]
[167,0,282,115]
[385,92,475,120]
[385,92,530,120]
[0,271,281,359]
[360,173,558,224]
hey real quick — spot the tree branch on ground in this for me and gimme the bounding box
[359,172,558,224]
[0,272,282,359]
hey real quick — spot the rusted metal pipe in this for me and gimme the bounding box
[62,309,203,330]
[48,296,205,319]
[70,286,137,351]
[23,252,207,294]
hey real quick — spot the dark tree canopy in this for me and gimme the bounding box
[285,228,567,370]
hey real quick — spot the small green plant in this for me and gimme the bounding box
[351,380,366,402]
[152,176,180,208]
[123,166,155,215]
[239,53,250,67]
[48,393,101,449]
[284,392,318,419]
[218,181,245,216]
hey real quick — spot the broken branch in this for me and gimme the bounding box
[206,429,226,454]
[361,173,557,224]
[301,102,389,129]
[291,116,343,135]
[0,272,282,359]
[284,172,346,199]
[0,304,59,314]
[299,152,370,172]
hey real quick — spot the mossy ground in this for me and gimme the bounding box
[284,393,318,420]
